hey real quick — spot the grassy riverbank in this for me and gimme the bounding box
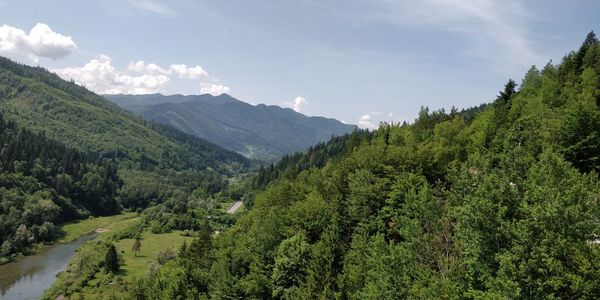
[57,213,139,243]
[44,227,192,300]
[115,231,192,279]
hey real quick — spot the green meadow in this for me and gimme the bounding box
[57,213,139,243]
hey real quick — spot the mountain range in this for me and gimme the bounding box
[105,93,357,161]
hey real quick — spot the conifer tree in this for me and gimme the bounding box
[104,244,119,273]
[188,219,213,262]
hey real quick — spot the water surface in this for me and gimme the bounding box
[0,233,97,300]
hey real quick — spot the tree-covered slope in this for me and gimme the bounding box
[0,56,253,263]
[105,93,357,161]
[125,32,600,299]
[0,112,121,262]
[0,57,250,173]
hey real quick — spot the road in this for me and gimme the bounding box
[226,201,243,214]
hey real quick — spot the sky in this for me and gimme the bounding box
[0,0,598,128]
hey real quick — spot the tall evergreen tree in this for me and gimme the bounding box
[186,219,213,262]
[104,244,119,273]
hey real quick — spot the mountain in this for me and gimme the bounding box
[105,93,357,161]
[0,57,249,172]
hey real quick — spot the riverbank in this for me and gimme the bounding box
[44,230,192,299]
[0,213,141,299]
[0,213,139,266]
[0,233,98,300]
[57,213,139,243]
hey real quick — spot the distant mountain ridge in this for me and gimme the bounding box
[106,93,357,161]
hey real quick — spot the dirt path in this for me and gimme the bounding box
[226,201,243,214]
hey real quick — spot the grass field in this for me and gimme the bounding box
[57,213,139,243]
[59,214,191,279]
[115,231,193,279]
[48,211,210,299]
[63,231,194,299]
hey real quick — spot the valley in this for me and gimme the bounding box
[0,4,598,299]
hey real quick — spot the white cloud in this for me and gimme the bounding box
[358,114,376,129]
[0,23,77,63]
[128,61,209,79]
[293,96,308,113]
[284,96,308,113]
[127,60,170,75]
[200,83,231,96]
[357,111,407,129]
[53,55,170,94]
[54,56,229,95]
[170,64,208,79]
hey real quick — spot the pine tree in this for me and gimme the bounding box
[104,244,119,273]
[187,219,213,263]
[498,79,517,103]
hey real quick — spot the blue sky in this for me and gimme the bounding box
[0,0,598,128]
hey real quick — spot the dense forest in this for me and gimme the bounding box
[108,32,600,299]
[0,112,120,262]
[1,30,599,299]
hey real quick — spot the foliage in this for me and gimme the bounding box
[104,244,120,273]
[127,32,600,299]
[0,112,121,261]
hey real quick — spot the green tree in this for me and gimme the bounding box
[300,221,343,299]
[104,244,119,273]
[132,236,141,257]
[560,103,600,173]
[187,219,213,262]
[272,233,312,298]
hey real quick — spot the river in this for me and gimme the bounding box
[0,233,98,300]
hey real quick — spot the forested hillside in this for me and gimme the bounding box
[0,56,252,263]
[0,113,120,262]
[122,32,600,299]
[105,93,357,161]
[0,57,250,172]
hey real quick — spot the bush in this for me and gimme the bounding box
[156,247,176,265]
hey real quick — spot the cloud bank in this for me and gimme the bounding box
[0,22,229,96]
[0,23,77,63]
[200,83,231,95]
[53,55,169,94]
[54,56,229,95]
